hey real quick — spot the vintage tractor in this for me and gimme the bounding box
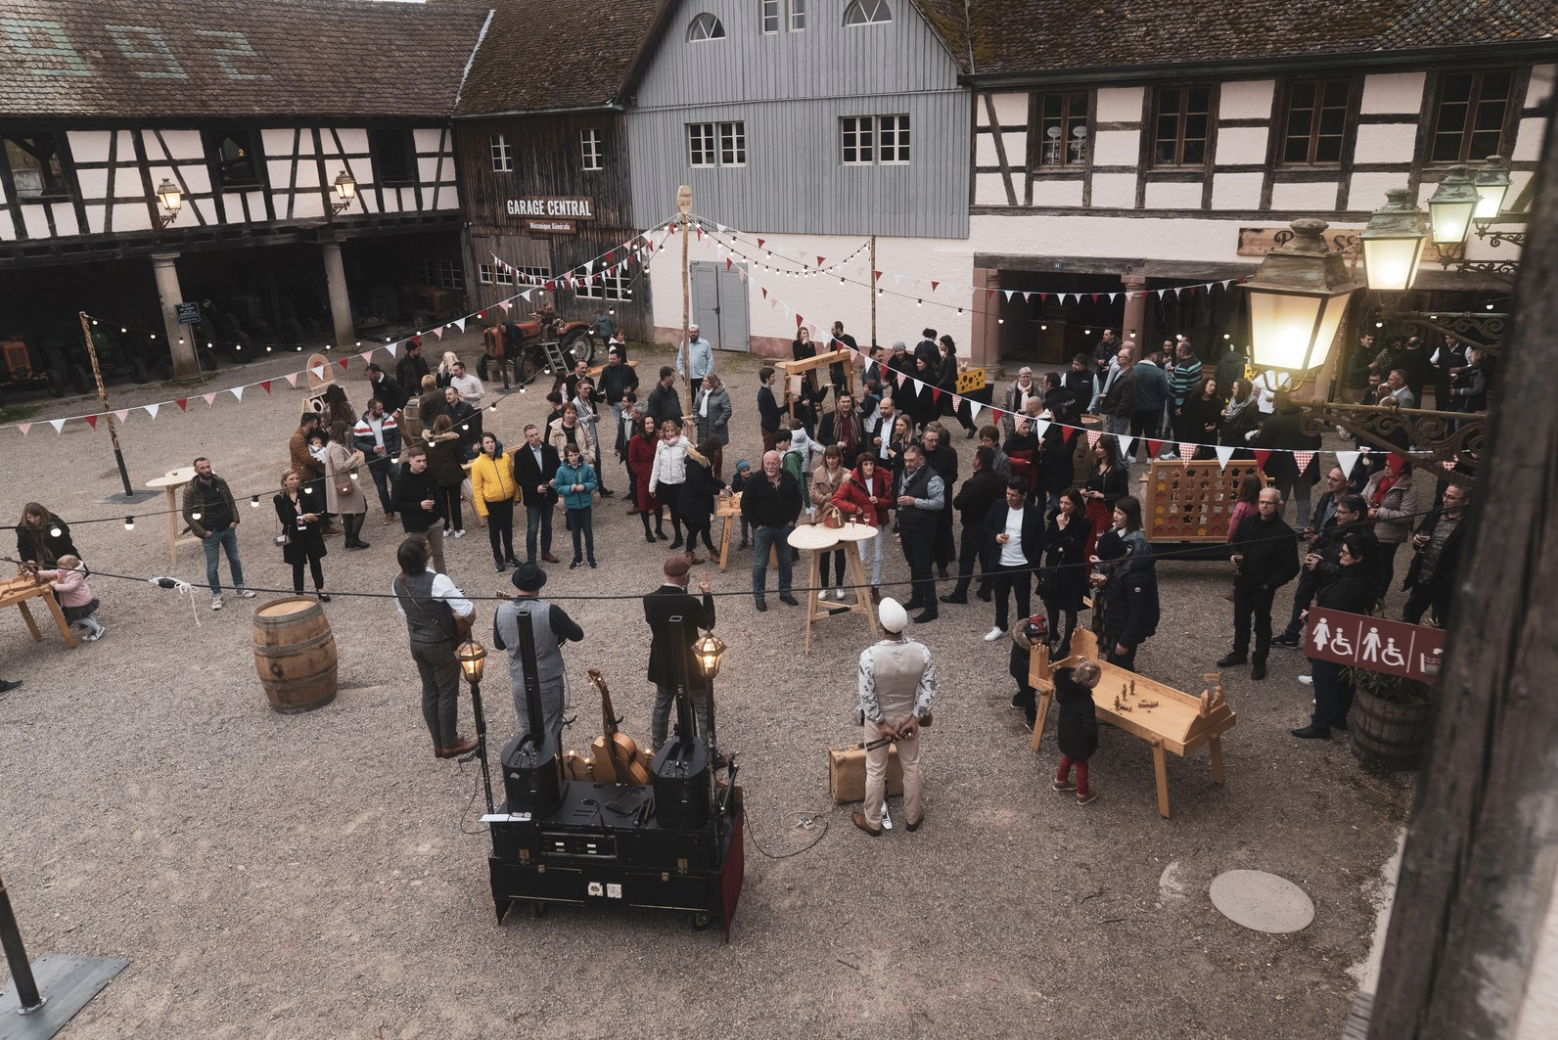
[480,303,596,387]
[0,332,67,402]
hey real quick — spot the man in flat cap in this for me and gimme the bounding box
[644,554,716,753]
[493,561,584,741]
[854,597,937,836]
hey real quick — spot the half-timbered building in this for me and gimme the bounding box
[0,0,487,380]
[450,0,667,342]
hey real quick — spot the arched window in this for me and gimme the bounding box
[843,0,891,26]
[687,13,726,41]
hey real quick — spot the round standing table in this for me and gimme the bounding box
[145,467,198,567]
[787,522,879,654]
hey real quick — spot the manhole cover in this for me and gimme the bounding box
[1209,869,1315,933]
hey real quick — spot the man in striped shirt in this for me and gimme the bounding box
[1168,338,1203,449]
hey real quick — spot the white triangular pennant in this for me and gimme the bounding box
[144,403,160,420]
[453,318,466,333]
[229,386,244,403]
[1004,290,1016,301]
[968,401,983,421]
[521,290,533,301]
[49,418,66,434]
[311,365,325,381]
[1035,419,1051,439]
[1335,450,1361,478]
[386,341,401,358]
[1214,445,1236,471]
[1115,434,1134,459]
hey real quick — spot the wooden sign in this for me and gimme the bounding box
[1237,226,1447,265]
[1143,459,1269,542]
[524,218,576,235]
[677,184,693,216]
[1304,608,1445,684]
[505,196,595,220]
[955,368,985,394]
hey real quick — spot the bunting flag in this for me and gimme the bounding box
[1086,430,1101,449]
[431,326,445,340]
[359,350,375,364]
[85,415,98,430]
[1178,442,1196,463]
[1253,449,1273,470]
[284,373,299,388]
[1292,450,1317,476]
[1116,435,1134,460]
[1147,439,1166,459]
[260,380,272,394]
[310,366,325,382]
[174,399,188,412]
[386,341,402,357]
[1214,445,1237,471]
[49,418,66,434]
[114,410,129,423]
[336,358,350,372]
[968,400,983,421]
[498,300,512,313]
[1060,425,1078,446]
[1035,418,1051,440]
[951,393,963,413]
[230,386,244,403]
[1335,450,1362,478]
[16,423,30,436]
[202,393,216,407]
[145,403,160,420]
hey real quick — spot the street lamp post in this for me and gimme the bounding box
[1241,218,1363,389]
[456,639,495,814]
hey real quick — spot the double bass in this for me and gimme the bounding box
[586,668,650,785]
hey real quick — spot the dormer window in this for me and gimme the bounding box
[687,13,726,41]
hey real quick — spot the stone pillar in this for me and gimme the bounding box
[320,238,355,350]
[1121,272,1148,350]
[151,253,199,380]
[970,267,1001,374]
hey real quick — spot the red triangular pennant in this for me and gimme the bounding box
[85,415,98,430]
[931,387,943,404]
[930,281,939,292]
[757,238,764,249]
[795,313,804,328]
[725,257,732,270]
[261,380,272,394]
[1147,439,1165,459]
[874,270,883,281]
[337,358,350,372]
[1091,293,1100,302]
[816,256,825,267]
[1060,426,1077,446]
[761,288,768,299]
[1254,449,1273,471]
[175,398,188,411]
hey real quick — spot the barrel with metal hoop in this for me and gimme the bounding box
[252,596,338,713]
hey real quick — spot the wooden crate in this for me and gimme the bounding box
[1143,459,1270,542]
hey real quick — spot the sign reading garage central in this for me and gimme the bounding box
[506,196,595,219]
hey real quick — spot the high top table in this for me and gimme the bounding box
[787,522,878,654]
[145,467,199,567]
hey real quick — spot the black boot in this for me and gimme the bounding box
[1216,651,1248,668]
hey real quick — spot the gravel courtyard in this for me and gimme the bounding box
[1,334,1412,1039]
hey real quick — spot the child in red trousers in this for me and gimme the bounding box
[1052,659,1101,804]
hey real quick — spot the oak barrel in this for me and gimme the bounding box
[1349,690,1432,770]
[252,596,338,714]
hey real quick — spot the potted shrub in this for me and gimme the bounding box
[1344,667,1434,770]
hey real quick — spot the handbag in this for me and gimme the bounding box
[1036,566,1056,598]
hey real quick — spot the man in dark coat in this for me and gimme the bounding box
[1105,548,1159,672]
[647,366,683,428]
[893,443,946,623]
[741,450,803,611]
[643,555,716,753]
[982,477,1047,642]
[1402,486,1468,625]
[396,338,430,396]
[365,363,408,415]
[1219,487,1301,680]
[512,424,561,564]
[942,447,1006,605]
[1276,493,1377,646]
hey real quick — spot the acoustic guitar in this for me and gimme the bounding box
[586,668,650,785]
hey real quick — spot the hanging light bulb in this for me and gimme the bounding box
[251,496,260,508]
[121,326,127,333]
[124,516,135,530]
[916,299,922,307]
[1041,324,1047,331]
[998,318,1005,325]
[189,512,201,522]
[91,319,98,326]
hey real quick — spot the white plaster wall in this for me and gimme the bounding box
[21,205,49,238]
[645,227,975,351]
[1512,116,1546,163]
[1002,132,1027,165]
[1354,122,1420,164]
[1212,172,1263,210]
[192,198,218,225]
[1090,173,1136,209]
[111,204,153,234]
[1361,71,1427,114]
[969,212,1253,265]
[76,169,108,200]
[83,204,104,235]
[975,134,999,167]
[1526,63,1555,106]
[1271,179,1341,211]
[1092,129,1139,167]
[1096,87,1144,123]
[1144,180,1203,209]
[160,130,204,160]
[989,93,1029,127]
[266,161,294,190]
[1216,127,1269,164]
[1220,80,1276,120]
[974,173,1008,206]
[1348,172,1398,214]
[1507,171,1535,208]
[68,131,111,164]
[1031,180,1084,207]
[294,163,320,189]
[176,163,211,195]
[261,129,294,153]
[112,167,143,199]
[293,193,326,220]
[51,202,78,237]
[414,128,445,152]
[0,213,13,241]
[337,129,369,154]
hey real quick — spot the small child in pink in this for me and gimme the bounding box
[36,555,105,641]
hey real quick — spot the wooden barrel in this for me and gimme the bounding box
[252,596,338,714]
[1349,691,1432,770]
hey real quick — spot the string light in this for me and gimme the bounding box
[190,512,201,521]
[124,517,135,530]
[250,496,260,508]
[50,525,63,537]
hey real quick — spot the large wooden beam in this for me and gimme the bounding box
[1366,113,1558,1038]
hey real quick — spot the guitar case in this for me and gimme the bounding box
[651,737,710,830]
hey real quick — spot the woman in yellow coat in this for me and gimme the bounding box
[470,431,521,572]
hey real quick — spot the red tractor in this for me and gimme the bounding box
[480,303,596,388]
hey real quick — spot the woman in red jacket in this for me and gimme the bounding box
[832,451,892,598]
[628,411,666,544]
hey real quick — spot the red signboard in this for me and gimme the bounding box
[1304,609,1446,685]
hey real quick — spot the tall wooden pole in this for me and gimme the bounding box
[678,185,693,418]
[870,235,878,349]
[78,311,135,498]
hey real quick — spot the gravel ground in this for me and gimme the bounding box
[1,335,1412,1039]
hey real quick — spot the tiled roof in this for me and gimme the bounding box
[948,1,1558,78]
[450,0,668,116]
[0,0,490,120]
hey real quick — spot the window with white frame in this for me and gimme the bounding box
[490,133,513,172]
[689,123,716,166]
[478,263,494,284]
[843,0,891,25]
[761,0,779,33]
[494,265,514,286]
[504,264,550,284]
[718,122,746,166]
[581,128,603,171]
[789,0,806,31]
[687,13,725,40]
[578,270,630,300]
[842,115,908,165]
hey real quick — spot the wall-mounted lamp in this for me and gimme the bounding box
[155,178,182,228]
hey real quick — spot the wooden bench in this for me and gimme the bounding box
[1029,629,1235,818]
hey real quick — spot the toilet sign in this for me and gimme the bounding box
[1304,609,1446,685]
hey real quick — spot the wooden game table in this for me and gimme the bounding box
[1028,629,1234,818]
[1,574,78,649]
[787,522,878,654]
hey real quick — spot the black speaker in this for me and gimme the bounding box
[501,730,565,817]
[650,737,709,829]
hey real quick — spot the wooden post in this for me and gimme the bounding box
[678,185,693,418]
[78,310,135,498]
[1365,108,1558,1040]
[870,235,878,349]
